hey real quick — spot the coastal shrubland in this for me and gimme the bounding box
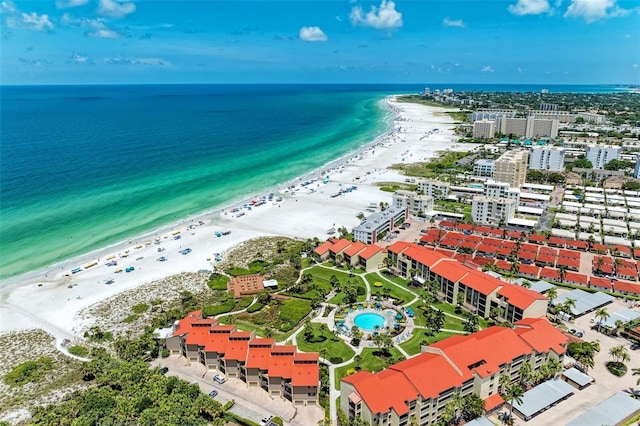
[390,150,471,179]
[0,330,84,424]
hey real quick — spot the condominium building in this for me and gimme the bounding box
[165,310,319,407]
[392,190,434,216]
[470,109,516,122]
[417,179,450,199]
[387,242,549,320]
[352,206,408,244]
[498,118,528,137]
[483,179,520,202]
[634,154,640,179]
[528,146,566,171]
[526,117,559,138]
[493,150,529,188]
[314,238,386,270]
[473,159,495,177]
[471,196,517,226]
[472,119,496,139]
[585,145,622,169]
[341,317,566,426]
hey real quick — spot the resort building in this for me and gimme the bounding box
[165,310,320,407]
[387,242,548,321]
[528,146,566,171]
[417,179,450,199]
[228,274,278,298]
[497,118,528,137]
[314,238,386,271]
[341,318,567,426]
[473,159,495,177]
[471,109,516,122]
[471,196,517,226]
[482,180,520,202]
[472,119,496,139]
[493,150,528,188]
[392,190,434,216]
[525,117,559,138]
[634,154,640,178]
[585,145,621,169]
[352,206,408,244]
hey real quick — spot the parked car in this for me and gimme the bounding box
[259,415,274,426]
[631,343,640,350]
[209,390,218,398]
[575,331,584,338]
[213,374,226,384]
[159,367,169,375]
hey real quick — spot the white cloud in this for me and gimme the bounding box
[481,66,494,73]
[56,0,89,9]
[98,0,135,18]
[517,67,526,74]
[299,26,328,42]
[69,52,93,64]
[508,0,551,15]
[88,28,119,38]
[634,64,638,69]
[442,17,465,27]
[350,0,403,30]
[1,0,16,13]
[7,12,54,31]
[564,0,629,22]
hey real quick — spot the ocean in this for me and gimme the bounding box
[0,83,626,281]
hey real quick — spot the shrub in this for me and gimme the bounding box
[278,299,312,328]
[3,357,53,386]
[222,400,235,411]
[123,314,140,323]
[236,297,253,310]
[207,273,230,290]
[345,368,356,375]
[226,267,252,277]
[161,348,170,358]
[203,301,236,316]
[132,303,149,314]
[356,286,366,296]
[329,356,343,364]
[247,302,264,313]
[272,417,284,426]
[67,345,89,357]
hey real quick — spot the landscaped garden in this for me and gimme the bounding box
[399,329,456,356]
[334,347,405,390]
[296,323,355,364]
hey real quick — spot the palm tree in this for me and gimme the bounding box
[463,312,479,334]
[546,287,558,306]
[609,344,630,365]
[432,309,446,332]
[563,298,577,317]
[632,367,640,385]
[519,362,533,387]
[498,373,511,394]
[503,383,524,424]
[594,307,610,333]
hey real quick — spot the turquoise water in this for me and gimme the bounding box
[1,84,401,281]
[354,313,386,331]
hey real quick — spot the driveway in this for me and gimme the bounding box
[152,355,323,426]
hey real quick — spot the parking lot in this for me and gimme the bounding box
[152,355,323,426]
[494,295,640,426]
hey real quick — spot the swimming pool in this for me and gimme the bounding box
[354,313,386,331]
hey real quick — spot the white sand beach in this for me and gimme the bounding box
[0,97,469,341]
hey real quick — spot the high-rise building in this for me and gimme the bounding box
[526,117,559,138]
[498,118,528,137]
[471,109,516,122]
[473,159,495,177]
[472,119,496,139]
[585,145,621,169]
[529,146,566,171]
[493,150,529,188]
[471,196,517,225]
[634,154,640,179]
[416,179,450,199]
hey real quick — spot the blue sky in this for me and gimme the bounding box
[1,0,639,85]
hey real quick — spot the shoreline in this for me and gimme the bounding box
[0,96,395,290]
[0,96,472,339]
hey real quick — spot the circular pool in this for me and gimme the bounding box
[354,313,386,331]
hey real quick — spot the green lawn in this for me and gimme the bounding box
[399,329,456,356]
[364,272,416,303]
[296,323,355,362]
[407,302,428,327]
[328,290,367,305]
[334,347,404,390]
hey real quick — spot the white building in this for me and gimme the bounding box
[528,146,566,171]
[473,159,495,177]
[493,150,529,188]
[526,117,559,138]
[483,179,520,203]
[498,118,528,137]
[352,207,408,244]
[417,179,450,199]
[585,145,622,169]
[471,109,516,122]
[634,154,640,179]
[473,119,496,139]
[471,196,517,226]
[392,191,434,216]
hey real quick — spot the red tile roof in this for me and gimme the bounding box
[558,249,580,259]
[292,363,320,387]
[419,234,438,245]
[459,240,479,251]
[294,352,319,361]
[514,318,567,355]
[390,352,463,399]
[314,240,335,256]
[507,230,525,240]
[539,247,558,256]
[518,264,540,277]
[497,247,513,257]
[615,281,640,294]
[358,245,385,260]
[528,234,547,243]
[539,268,560,280]
[439,220,456,229]
[246,347,274,370]
[589,276,613,290]
[563,272,588,285]
[490,228,506,237]
[435,248,455,257]
[567,240,588,250]
[483,237,503,247]
[485,393,505,411]
[456,223,474,232]
[472,256,495,267]
[521,243,539,253]
[344,369,418,415]
[474,226,492,235]
[501,241,517,250]
[343,241,366,257]
[612,245,631,255]
[440,238,461,249]
[329,239,352,254]
[403,245,447,268]
[445,231,466,241]
[536,254,556,266]
[431,260,470,283]
[498,285,547,310]
[459,270,501,296]
[494,260,512,272]
[224,340,249,361]
[616,268,639,280]
[548,237,567,247]
[517,250,537,261]
[268,355,294,378]
[590,243,609,253]
[477,243,498,254]
[634,248,640,259]
[387,241,414,255]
